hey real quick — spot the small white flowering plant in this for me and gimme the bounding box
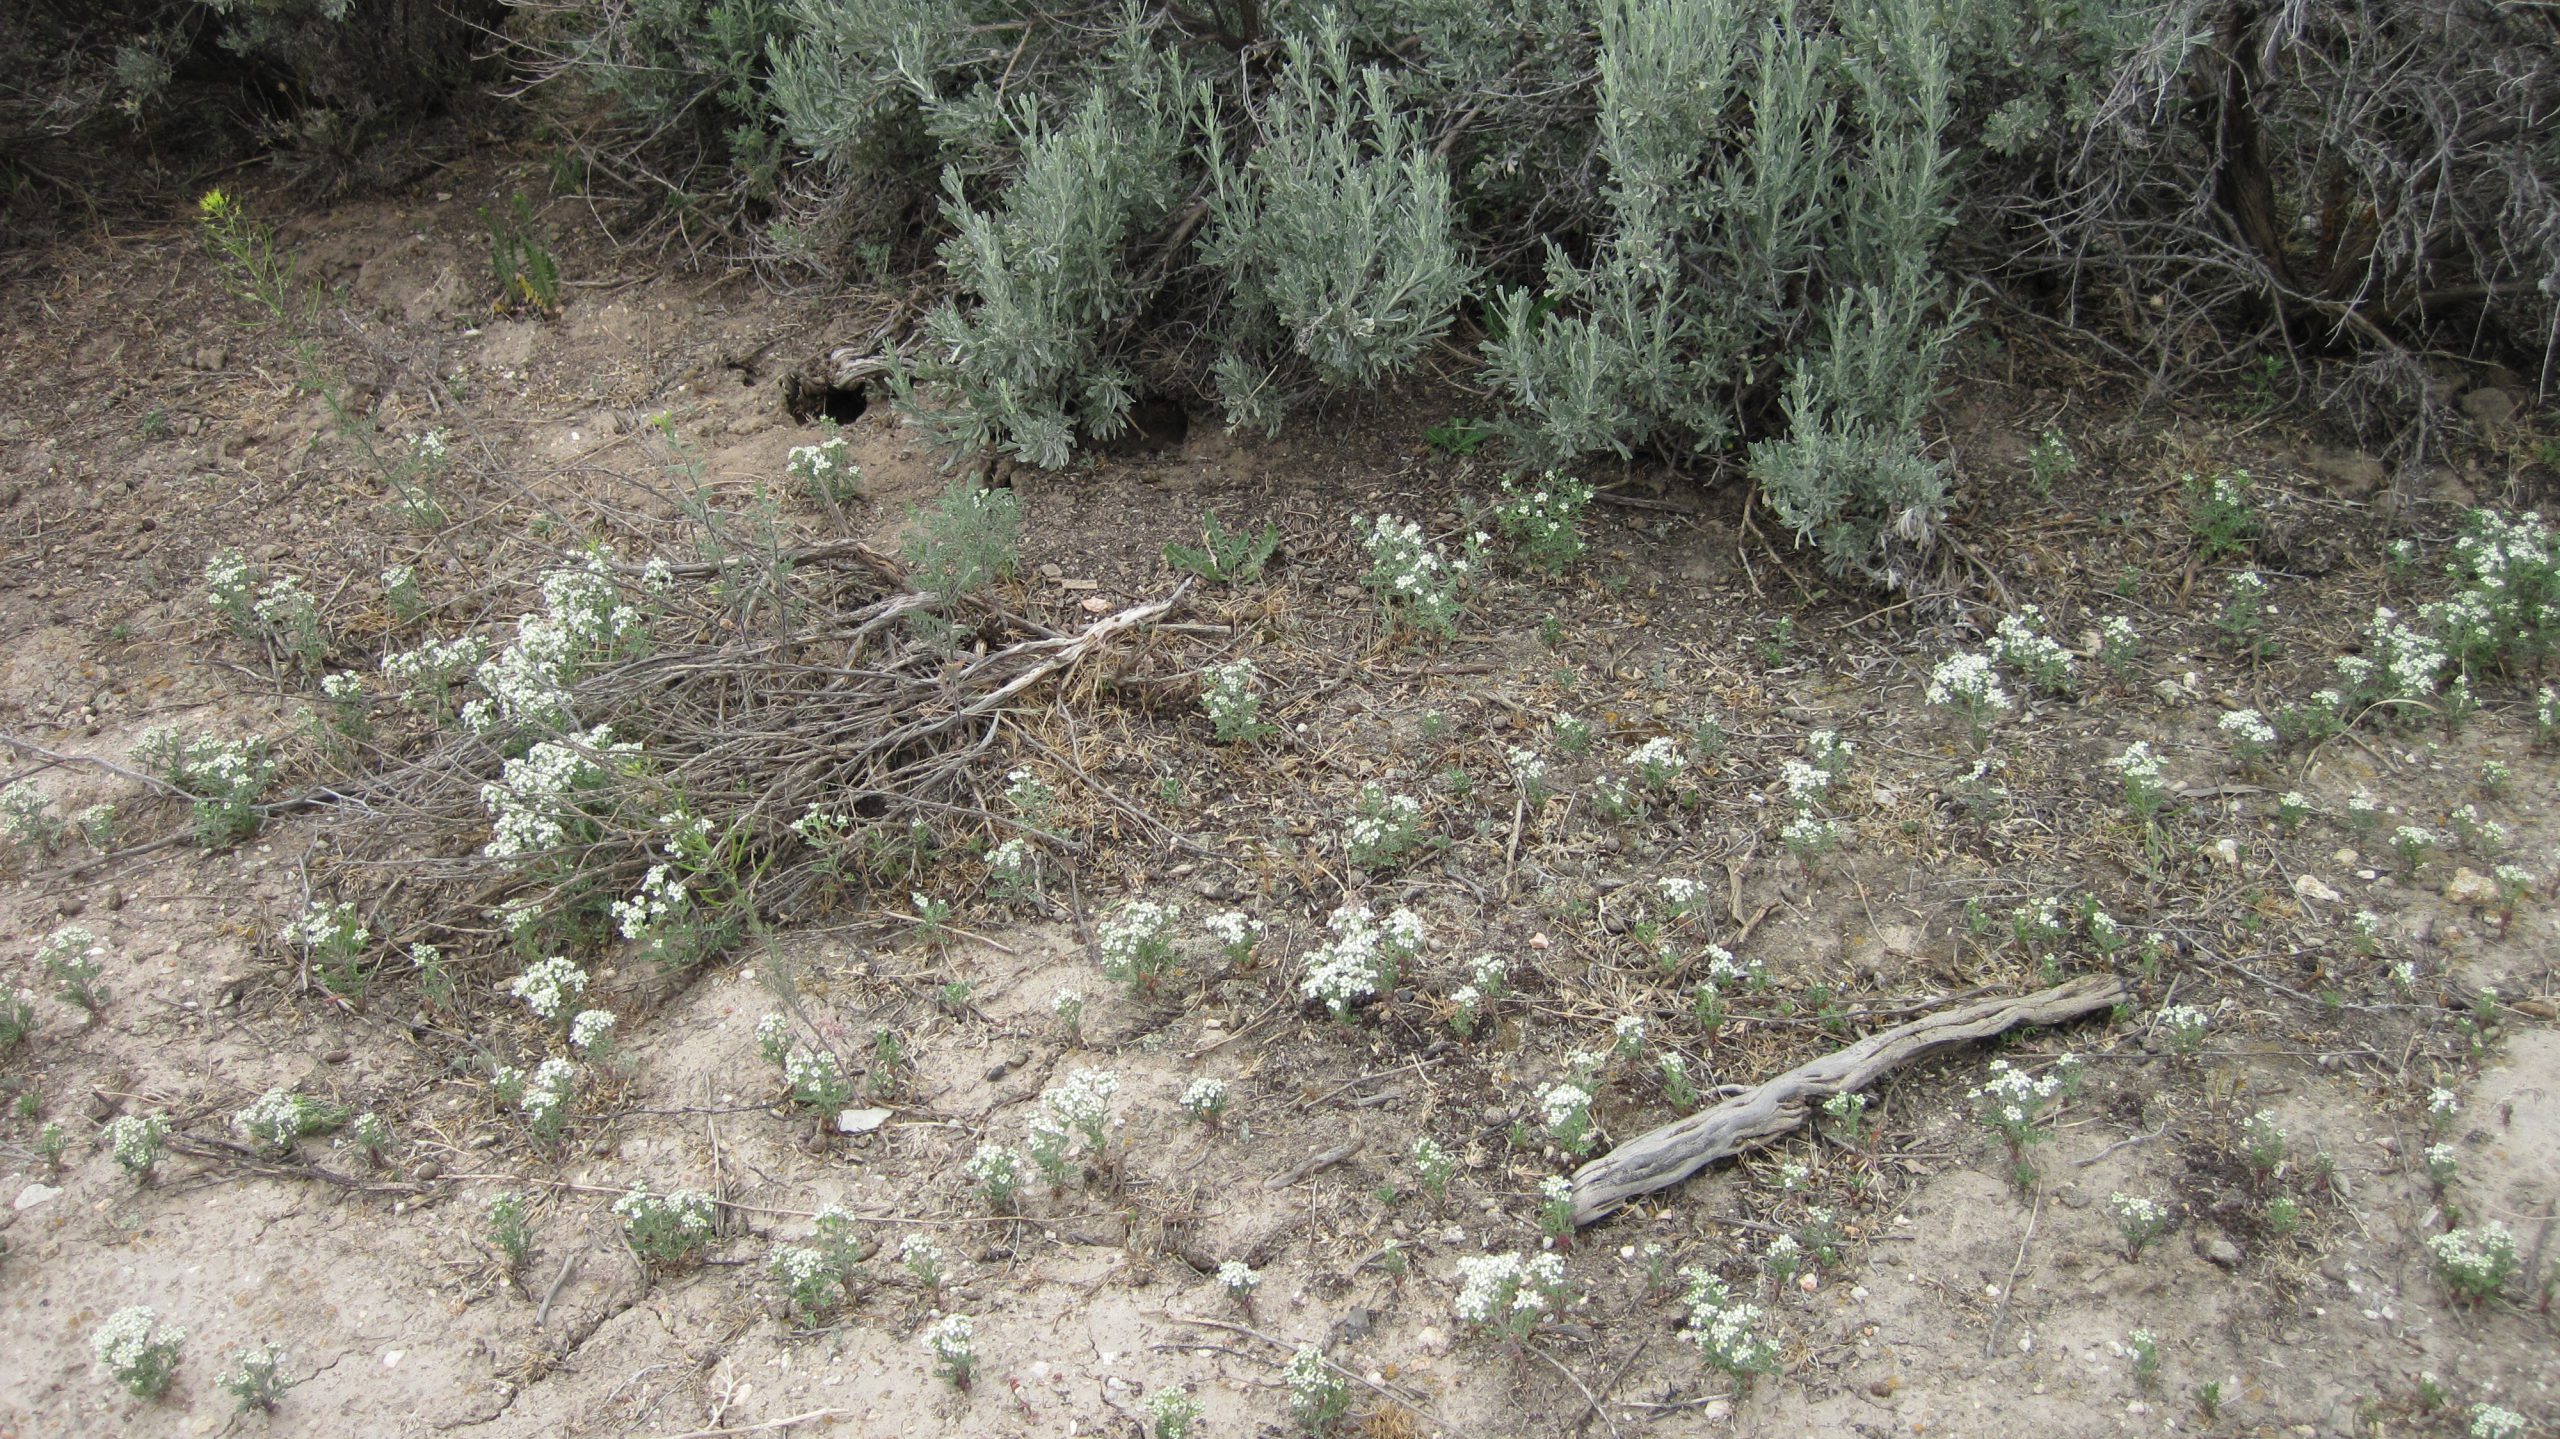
[2218,707,2277,766]
[2184,467,2259,559]
[1453,1251,1569,1343]
[1299,902,1425,1020]
[1200,658,1277,743]
[1216,1258,1260,1308]
[251,573,329,670]
[1179,1076,1229,1127]
[1506,745,1550,805]
[1925,651,2011,747]
[134,727,278,847]
[1680,1269,1777,1388]
[1342,785,1427,869]
[1490,471,1594,573]
[233,1088,343,1156]
[1625,735,1687,790]
[1146,1387,1203,1439]
[280,899,371,997]
[93,1305,185,1399]
[771,1240,856,1325]
[1203,909,1263,967]
[1993,606,2076,693]
[2108,741,2170,826]
[1283,1346,1350,1433]
[2469,1404,2528,1439]
[1359,512,1481,637]
[614,1185,718,1266]
[1098,897,1182,994]
[2427,1222,2518,1303]
[216,1341,290,1413]
[2108,1192,2175,1260]
[1969,1056,2080,1186]
[37,923,106,1011]
[507,955,589,1024]
[1026,1068,1120,1185]
[205,547,262,635]
[0,779,61,854]
[108,1113,169,1180]
[788,428,862,506]
[967,1142,1025,1211]
[921,1313,975,1387]
[900,1232,948,1290]
[1537,1079,1598,1156]
[478,726,636,863]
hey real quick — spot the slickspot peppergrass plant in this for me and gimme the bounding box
[135,727,278,848]
[108,1113,169,1180]
[901,1234,949,1292]
[233,1089,343,1156]
[2185,467,2259,560]
[772,1241,857,1325]
[921,1313,976,1387]
[281,900,371,997]
[1098,898,1182,995]
[787,429,863,510]
[1453,1251,1569,1343]
[507,956,589,1025]
[37,924,106,1012]
[2109,1193,2175,1260]
[1994,606,2076,693]
[1970,1056,2080,1190]
[1284,1346,1351,1434]
[1178,1076,1229,1127]
[93,1306,185,1400]
[2427,1222,2518,1303]
[0,779,62,854]
[2219,708,2277,767]
[2470,1404,2529,1439]
[217,1342,290,1413]
[2156,1004,2210,1055]
[1163,512,1280,585]
[1199,658,1276,743]
[1360,513,1482,638]
[967,1142,1025,1212]
[614,1186,718,1266]
[1926,651,2011,748]
[2127,1329,2162,1390]
[1491,471,1594,572]
[1343,785,1426,870]
[0,990,33,1053]
[1411,1135,1455,1200]
[1299,902,1424,1021]
[1146,1387,1203,1439]
[1537,1080,1598,1156]
[1681,1270,1778,1389]
[2238,1109,2287,1181]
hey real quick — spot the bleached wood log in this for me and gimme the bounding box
[1571,974,2128,1225]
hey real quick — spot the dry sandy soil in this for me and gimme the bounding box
[0,164,2555,1439]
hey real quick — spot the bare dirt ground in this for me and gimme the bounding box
[1,164,2555,1439]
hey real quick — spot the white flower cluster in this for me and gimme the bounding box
[280,899,367,955]
[107,1113,167,1173]
[1098,899,1181,973]
[2156,1003,2210,1050]
[1777,758,1832,810]
[611,863,688,940]
[134,727,276,806]
[92,1306,184,1390]
[2107,1192,2165,1230]
[1680,1270,1776,1376]
[1625,736,1686,786]
[1203,909,1262,957]
[233,1089,325,1153]
[1656,875,1705,914]
[460,552,650,733]
[570,1008,617,1051]
[479,726,632,858]
[1217,1259,1260,1296]
[2426,1222,2517,1297]
[920,1313,974,1372]
[988,836,1033,885]
[1034,1068,1120,1152]
[1200,659,1269,742]
[507,955,589,1022]
[2470,1405,2528,1439]
[2218,708,2276,749]
[1180,1076,1229,1121]
[614,1185,717,1239]
[2333,606,2445,705]
[1342,789,1424,865]
[380,634,487,703]
[1971,1057,2067,1133]
[1359,513,1479,633]
[520,1057,576,1131]
[787,435,860,497]
[2109,740,2165,791]
[1299,902,1425,1018]
[205,548,259,623]
[1452,1251,1568,1333]
[1925,651,2012,715]
[1507,746,1548,792]
[1993,605,2075,688]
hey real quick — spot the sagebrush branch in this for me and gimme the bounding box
[1570,974,2129,1225]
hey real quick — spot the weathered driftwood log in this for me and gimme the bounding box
[1571,973,2129,1225]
